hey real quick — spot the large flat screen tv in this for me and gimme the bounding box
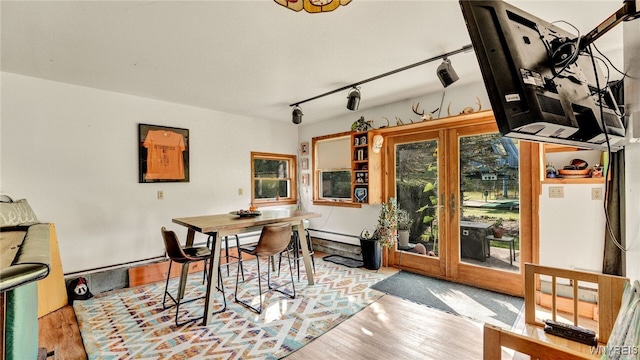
[459,0,628,151]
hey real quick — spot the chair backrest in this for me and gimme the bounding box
[161,226,195,264]
[254,223,293,257]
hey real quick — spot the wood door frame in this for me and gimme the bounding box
[381,111,536,297]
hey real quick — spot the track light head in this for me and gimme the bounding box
[436,58,459,88]
[346,87,361,111]
[292,105,303,124]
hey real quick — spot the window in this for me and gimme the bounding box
[312,132,357,206]
[251,152,297,207]
[320,170,351,199]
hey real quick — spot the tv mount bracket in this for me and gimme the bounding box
[578,0,639,50]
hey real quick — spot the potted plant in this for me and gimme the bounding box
[397,209,412,248]
[376,197,398,248]
[359,228,381,270]
[359,198,399,269]
[492,218,505,238]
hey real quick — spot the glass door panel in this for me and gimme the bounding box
[395,139,440,258]
[458,133,521,273]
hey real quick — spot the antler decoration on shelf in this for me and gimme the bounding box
[412,102,440,121]
[447,97,482,116]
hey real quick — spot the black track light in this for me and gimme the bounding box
[346,87,361,111]
[292,105,303,124]
[436,57,459,88]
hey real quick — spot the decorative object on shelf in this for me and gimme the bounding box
[354,188,367,203]
[412,102,440,121]
[447,97,482,116]
[351,116,373,132]
[360,135,367,145]
[395,116,412,126]
[592,164,603,178]
[300,142,309,155]
[568,158,588,169]
[491,218,505,239]
[397,209,413,248]
[375,197,398,249]
[372,134,384,153]
[546,163,558,178]
[558,158,591,178]
[274,0,352,13]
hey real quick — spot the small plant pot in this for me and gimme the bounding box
[492,227,505,239]
[398,230,410,248]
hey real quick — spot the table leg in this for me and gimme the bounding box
[295,219,314,285]
[203,232,222,325]
[178,229,197,300]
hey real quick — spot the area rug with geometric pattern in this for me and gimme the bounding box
[73,258,388,359]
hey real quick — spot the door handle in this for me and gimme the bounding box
[450,193,456,215]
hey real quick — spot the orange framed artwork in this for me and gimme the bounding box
[138,124,190,183]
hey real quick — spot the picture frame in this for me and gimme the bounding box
[302,174,309,185]
[301,157,309,170]
[138,124,190,183]
[300,141,309,155]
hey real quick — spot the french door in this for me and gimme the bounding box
[384,114,534,297]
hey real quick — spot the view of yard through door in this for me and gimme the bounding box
[395,132,521,274]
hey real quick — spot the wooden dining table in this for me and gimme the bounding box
[172,209,321,325]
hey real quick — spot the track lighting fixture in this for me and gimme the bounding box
[436,57,459,88]
[288,44,472,118]
[346,87,361,111]
[292,105,303,124]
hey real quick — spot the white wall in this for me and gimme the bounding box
[539,183,606,272]
[1,72,298,273]
[623,19,640,283]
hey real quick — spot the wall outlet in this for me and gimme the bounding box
[549,186,564,198]
[157,190,164,200]
[591,188,603,200]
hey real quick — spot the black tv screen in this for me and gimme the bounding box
[459,0,626,151]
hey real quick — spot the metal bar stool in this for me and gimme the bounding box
[234,223,296,314]
[279,228,315,281]
[208,235,244,280]
[161,227,226,326]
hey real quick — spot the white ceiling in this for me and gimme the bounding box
[1,0,626,124]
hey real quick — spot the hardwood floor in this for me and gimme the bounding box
[38,293,486,360]
[37,255,487,359]
[38,304,87,360]
[287,294,484,360]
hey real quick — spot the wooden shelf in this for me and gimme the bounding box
[542,144,606,185]
[542,177,605,184]
[351,131,382,204]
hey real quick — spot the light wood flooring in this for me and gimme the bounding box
[38,254,490,359]
[38,294,487,360]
